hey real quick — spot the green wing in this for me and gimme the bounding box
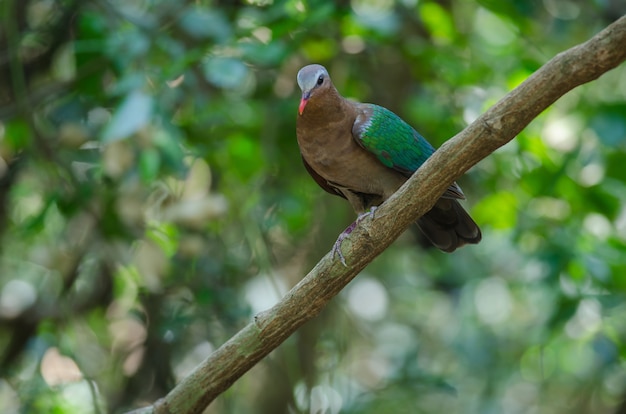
[352,103,464,199]
[352,104,436,176]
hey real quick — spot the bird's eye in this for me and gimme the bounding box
[316,75,324,86]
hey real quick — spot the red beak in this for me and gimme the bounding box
[298,98,308,115]
[298,91,311,115]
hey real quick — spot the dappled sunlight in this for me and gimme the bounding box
[473,8,518,48]
[474,277,513,325]
[0,279,37,319]
[244,273,288,314]
[346,276,389,321]
[41,347,83,386]
[542,115,583,152]
[577,161,605,187]
[565,298,602,339]
[174,341,214,381]
[583,212,613,240]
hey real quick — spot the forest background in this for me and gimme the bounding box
[1,1,626,413]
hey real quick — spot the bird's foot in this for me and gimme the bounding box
[331,222,355,267]
[332,207,378,267]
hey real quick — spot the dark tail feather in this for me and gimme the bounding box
[415,198,481,252]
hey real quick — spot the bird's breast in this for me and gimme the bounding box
[297,125,405,199]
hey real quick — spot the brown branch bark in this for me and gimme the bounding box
[130,15,626,414]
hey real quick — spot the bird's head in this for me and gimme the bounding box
[296,64,331,115]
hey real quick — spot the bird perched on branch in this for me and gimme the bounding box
[295,64,481,264]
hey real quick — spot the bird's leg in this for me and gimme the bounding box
[332,206,378,266]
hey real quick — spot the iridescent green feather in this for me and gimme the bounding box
[353,104,435,176]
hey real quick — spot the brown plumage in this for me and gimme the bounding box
[296,64,481,253]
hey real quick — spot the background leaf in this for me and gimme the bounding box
[101,91,154,143]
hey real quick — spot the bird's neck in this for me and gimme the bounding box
[302,87,353,124]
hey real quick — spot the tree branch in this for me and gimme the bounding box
[131,15,626,414]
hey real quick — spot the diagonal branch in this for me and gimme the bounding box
[131,15,626,414]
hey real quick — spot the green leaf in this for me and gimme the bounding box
[154,129,185,172]
[472,191,518,229]
[240,41,287,66]
[2,119,32,150]
[101,91,153,142]
[106,29,150,60]
[418,2,455,44]
[179,8,231,41]
[230,133,262,179]
[590,109,626,148]
[146,222,179,258]
[139,147,161,183]
[202,57,249,89]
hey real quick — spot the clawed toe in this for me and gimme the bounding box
[361,206,378,221]
[332,207,378,267]
[332,221,356,267]
[332,237,348,267]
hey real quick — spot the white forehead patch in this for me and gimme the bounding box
[297,65,328,91]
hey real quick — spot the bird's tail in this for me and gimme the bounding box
[416,198,481,252]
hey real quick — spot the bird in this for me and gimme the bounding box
[295,64,481,264]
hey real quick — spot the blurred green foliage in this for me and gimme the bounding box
[1,1,626,413]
